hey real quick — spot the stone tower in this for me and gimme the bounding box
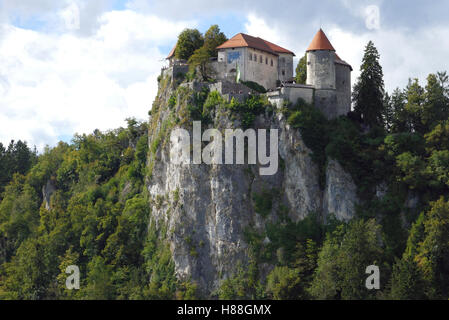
[306,29,352,119]
[306,29,336,90]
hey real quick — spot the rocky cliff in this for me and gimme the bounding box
[145,76,358,296]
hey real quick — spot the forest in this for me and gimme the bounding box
[0,26,449,300]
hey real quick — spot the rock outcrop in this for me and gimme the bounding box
[145,79,358,296]
[323,159,359,222]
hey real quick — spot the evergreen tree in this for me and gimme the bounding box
[352,41,385,128]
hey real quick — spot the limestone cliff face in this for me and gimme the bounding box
[145,79,358,296]
[323,159,359,222]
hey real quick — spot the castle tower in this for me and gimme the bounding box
[306,29,336,90]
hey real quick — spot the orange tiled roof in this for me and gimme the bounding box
[306,29,335,52]
[166,44,176,59]
[216,33,295,56]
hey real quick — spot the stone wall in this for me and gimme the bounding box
[306,50,336,90]
[314,89,338,119]
[216,47,279,90]
[278,53,294,83]
[335,63,352,115]
[267,85,314,109]
[162,63,189,81]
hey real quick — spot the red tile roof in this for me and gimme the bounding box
[166,44,176,59]
[216,33,295,56]
[307,29,335,52]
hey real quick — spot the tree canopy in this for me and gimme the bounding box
[175,28,204,61]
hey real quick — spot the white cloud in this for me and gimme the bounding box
[0,10,196,151]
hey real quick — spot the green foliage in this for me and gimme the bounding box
[352,41,385,128]
[389,258,426,300]
[309,219,383,300]
[188,46,215,81]
[227,95,270,128]
[252,189,274,218]
[295,54,307,84]
[241,80,267,93]
[175,28,204,61]
[0,140,37,198]
[203,25,227,58]
[284,98,329,186]
[168,94,177,109]
[266,266,303,300]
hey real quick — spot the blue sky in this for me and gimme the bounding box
[1,0,449,151]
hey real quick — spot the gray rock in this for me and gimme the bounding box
[323,159,358,222]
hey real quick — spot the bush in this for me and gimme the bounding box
[241,81,267,94]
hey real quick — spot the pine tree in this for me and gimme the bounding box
[352,41,385,128]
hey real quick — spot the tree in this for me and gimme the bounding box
[389,88,408,133]
[352,41,385,128]
[266,266,303,300]
[389,257,426,300]
[404,79,426,134]
[309,219,383,300]
[203,25,227,57]
[422,72,449,131]
[295,54,307,84]
[188,46,215,81]
[175,29,204,61]
[413,197,449,298]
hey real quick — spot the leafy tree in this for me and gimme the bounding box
[309,219,383,300]
[389,257,426,300]
[188,46,214,81]
[175,28,204,61]
[352,41,385,128]
[203,25,227,57]
[413,197,449,298]
[295,54,307,84]
[266,266,303,300]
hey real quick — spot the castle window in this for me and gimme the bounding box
[281,57,285,63]
[265,57,268,64]
[260,55,263,63]
[249,53,252,61]
[271,59,273,66]
[282,70,285,76]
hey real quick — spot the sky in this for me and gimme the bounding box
[1,0,449,151]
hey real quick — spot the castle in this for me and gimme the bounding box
[166,29,352,119]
